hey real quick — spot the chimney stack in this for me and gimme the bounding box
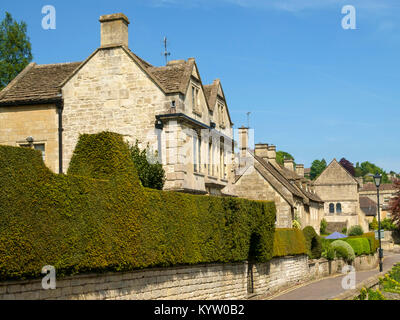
[238,127,249,158]
[254,143,269,161]
[267,145,276,163]
[296,164,304,177]
[99,13,130,48]
[284,159,295,171]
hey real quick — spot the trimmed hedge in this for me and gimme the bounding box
[344,238,371,256]
[273,228,307,257]
[331,240,355,262]
[0,132,276,280]
[303,226,322,259]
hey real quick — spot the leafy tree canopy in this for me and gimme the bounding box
[356,161,390,183]
[276,151,295,167]
[130,141,165,190]
[0,12,32,90]
[310,159,327,180]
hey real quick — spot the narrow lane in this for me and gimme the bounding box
[270,253,400,300]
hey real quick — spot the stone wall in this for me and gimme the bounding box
[234,166,293,228]
[0,254,378,300]
[0,104,59,172]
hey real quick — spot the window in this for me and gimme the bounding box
[193,135,198,172]
[198,136,202,173]
[218,103,225,127]
[191,85,199,111]
[20,143,45,161]
[193,134,201,173]
[329,203,335,214]
[219,138,224,179]
[336,203,342,214]
[208,139,212,176]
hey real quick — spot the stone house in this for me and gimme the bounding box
[233,127,324,231]
[0,13,235,196]
[313,159,369,232]
[359,183,397,221]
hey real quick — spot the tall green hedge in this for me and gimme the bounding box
[303,226,322,259]
[344,238,370,256]
[273,228,307,257]
[0,132,276,280]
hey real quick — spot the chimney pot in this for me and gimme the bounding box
[99,13,130,48]
[284,159,295,171]
[296,164,305,178]
[255,143,269,160]
[267,145,276,162]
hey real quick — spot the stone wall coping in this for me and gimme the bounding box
[0,261,250,287]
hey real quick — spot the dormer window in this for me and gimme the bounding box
[217,103,225,127]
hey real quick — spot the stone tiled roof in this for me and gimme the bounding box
[360,183,396,192]
[235,151,324,206]
[252,153,305,201]
[0,46,227,117]
[359,196,377,216]
[0,62,82,105]
[147,59,194,94]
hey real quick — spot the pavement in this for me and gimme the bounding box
[269,252,400,300]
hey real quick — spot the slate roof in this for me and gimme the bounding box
[0,62,82,105]
[359,196,377,216]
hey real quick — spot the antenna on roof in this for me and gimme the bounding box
[163,36,171,65]
[246,112,251,128]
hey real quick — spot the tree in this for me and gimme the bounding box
[0,12,32,90]
[310,159,327,180]
[276,151,295,167]
[389,179,400,228]
[130,141,165,190]
[339,157,355,176]
[359,161,390,183]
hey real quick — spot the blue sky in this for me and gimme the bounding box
[2,0,400,171]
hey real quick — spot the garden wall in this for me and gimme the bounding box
[0,254,378,300]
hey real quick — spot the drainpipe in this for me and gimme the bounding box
[56,100,63,174]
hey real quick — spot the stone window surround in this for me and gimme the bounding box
[18,140,47,161]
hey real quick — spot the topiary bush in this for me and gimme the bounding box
[331,240,355,262]
[348,225,364,237]
[344,238,371,256]
[303,226,322,259]
[273,228,307,257]
[320,218,328,235]
[0,132,276,281]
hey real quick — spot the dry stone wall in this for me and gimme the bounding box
[0,254,378,300]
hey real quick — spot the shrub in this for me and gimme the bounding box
[354,288,386,300]
[130,141,165,190]
[341,227,347,235]
[357,232,379,253]
[321,238,335,260]
[273,228,307,257]
[370,217,378,231]
[320,218,328,235]
[348,225,364,236]
[0,132,276,280]
[381,218,397,231]
[344,238,370,256]
[303,226,322,259]
[331,240,355,262]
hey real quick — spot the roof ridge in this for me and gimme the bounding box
[35,61,82,68]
